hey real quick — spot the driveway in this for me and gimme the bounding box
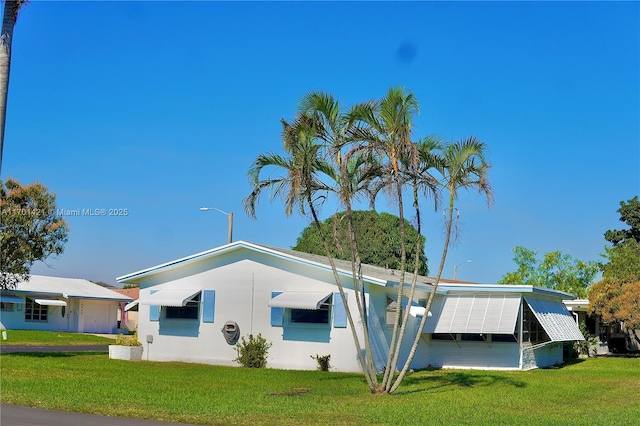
[0,404,197,426]
[0,345,109,353]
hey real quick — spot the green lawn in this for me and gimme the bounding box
[1,353,638,425]
[0,330,115,346]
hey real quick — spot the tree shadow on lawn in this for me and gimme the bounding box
[393,370,527,396]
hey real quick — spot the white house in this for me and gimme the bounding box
[117,241,584,372]
[0,275,132,334]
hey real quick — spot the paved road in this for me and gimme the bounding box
[1,404,197,426]
[0,345,109,353]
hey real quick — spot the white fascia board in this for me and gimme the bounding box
[117,240,388,288]
[438,284,575,300]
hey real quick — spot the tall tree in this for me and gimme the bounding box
[393,136,493,393]
[604,196,640,247]
[298,91,382,390]
[588,196,640,349]
[498,246,598,298]
[0,178,69,289]
[348,87,421,392]
[0,0,27,175]
[243,110,383,390]
[293,210,428,275]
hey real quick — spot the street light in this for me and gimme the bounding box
[199,207,233,244]
[453,260,471,281]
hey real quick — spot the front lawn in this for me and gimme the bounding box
[0,330,115,346]
[1,354,638,425]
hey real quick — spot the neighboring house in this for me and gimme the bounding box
[564,299,639,354]
[117,241,584,372]
[0,275,133,334]
[115,287,139,331]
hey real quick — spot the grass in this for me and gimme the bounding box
[1,354,639,425]
[0,330,115,346]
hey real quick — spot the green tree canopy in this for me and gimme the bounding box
[498,246,598,298]
[587,197,640,344]
[0,178,69,289]
[604,196,640,247]
[293,210,428,276]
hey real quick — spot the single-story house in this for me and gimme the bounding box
[0,275,133,334]
[117,241,584,372]
[564,299,639,354]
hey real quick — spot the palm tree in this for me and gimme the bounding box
[0,0,27,175]
[299,91,383,391]
[349,87,422,391]
[243,109,383,391]
[390,136,493,393]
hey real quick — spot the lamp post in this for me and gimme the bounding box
[199,207,233,244]
[453,260,471,281]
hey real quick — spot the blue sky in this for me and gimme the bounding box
[3,1,638,285]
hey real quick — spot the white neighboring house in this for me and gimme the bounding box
[0,275,133,334]
[117,241,584,372]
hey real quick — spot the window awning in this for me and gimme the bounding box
[268,291,332,310]
[524,297,585,342]
[34,299,67,307]
[423,294,521,334]
[124,300,139,311]
[139,289,200,307]
[0,295,25,304]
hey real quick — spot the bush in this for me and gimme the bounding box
[574,322,598,357]
[311,354,331,371]
[234,334,271,368]
[115,332,142,347]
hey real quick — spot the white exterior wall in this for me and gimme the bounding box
[0,298,120,334]
[427,340,521,370]
[1,298,74,332]
[137,249,367,372]
[531,343,564,367]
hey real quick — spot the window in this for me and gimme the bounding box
[491,334,517,343]
[460,333,485,342]
[431,333,456,341]
[165,293,200,320]
[522,302,549,344]
[290,295,331,324]
[25,298,47,321]
[386,297,401,328]
[1,302,14,311]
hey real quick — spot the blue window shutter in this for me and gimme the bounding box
[203,290,215,323]
[149,289,160,321]
[333,292,347,328]
[270,291,283,326]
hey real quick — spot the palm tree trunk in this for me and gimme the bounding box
[382,163,408,391]
[390,189,455,393]
[306,193,379,392]
[0,0,23,175]
[342,197,380,388]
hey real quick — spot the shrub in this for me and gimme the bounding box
[114,332,142,347]
[574,322,598,357]
[234,334,271,368]
[311,354,331,371]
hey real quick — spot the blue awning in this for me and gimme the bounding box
[0,295,25,304]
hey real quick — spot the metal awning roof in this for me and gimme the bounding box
[139,289,200,307]
[0,295,25,304]
[34,299,67,307]
[524,297,585,342]
[124,300,139,311]
[424,294,521,334]
[268,291,332,310]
